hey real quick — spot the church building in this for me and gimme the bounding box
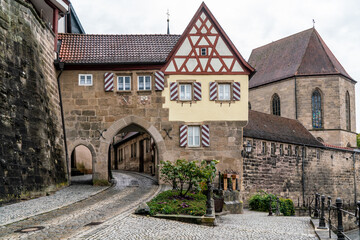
[248,28,357,147]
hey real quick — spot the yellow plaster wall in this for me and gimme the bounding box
[162,75,249,122]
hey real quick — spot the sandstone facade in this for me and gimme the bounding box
[249,75,357,147]
[0,0,67,202]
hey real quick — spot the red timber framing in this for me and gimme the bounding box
[162,2,254,75]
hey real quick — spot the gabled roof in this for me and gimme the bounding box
[163,2,254,75]
[248,28,354,88]
[244,110,323,147]
[58,34,181,64]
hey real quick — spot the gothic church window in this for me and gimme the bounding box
[346,91,350,131]
[271,93,281,116]
[312,90,322,128]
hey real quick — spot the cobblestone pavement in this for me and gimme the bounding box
[0,171,159,240]
[0,175,108,226]
[81,210,317,240]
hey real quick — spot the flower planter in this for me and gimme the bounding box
[214,198,224,212]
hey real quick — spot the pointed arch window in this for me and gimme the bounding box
[271,94,281,116]
[346,91,350,131]
[312,90,322,128]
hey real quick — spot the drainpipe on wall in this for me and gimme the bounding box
[56,61,70,184]
[354,152,357,214]
[295,77,298,120]
[302,145,306,206]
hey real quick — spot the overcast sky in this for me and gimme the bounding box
[71,0,360,133]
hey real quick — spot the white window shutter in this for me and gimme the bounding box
[154,71,165,91]
[201,125,210,147]
[193,82,202,101]
[179,125,187,147]
[104,73,114,92]
[170,82,178,100]
[233,82,241,101]
[209,82,217,100]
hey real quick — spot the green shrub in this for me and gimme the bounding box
[249,191,295,216]
[147,190,206,216]
[159,159,218,197]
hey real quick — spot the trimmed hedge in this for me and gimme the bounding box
[249,191,295,216]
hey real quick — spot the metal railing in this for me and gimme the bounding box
[309,193,360,239]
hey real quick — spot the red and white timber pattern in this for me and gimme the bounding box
[201,125,210,147]
[193,82,202,101]
[179,125,188,147]
[155,71,165,91]
[233,82,241,101]
[170,82,178,100]
[164,11,245,75]
[104,72,114,92]
[209,82,217,100]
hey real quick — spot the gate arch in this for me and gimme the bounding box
[96,115,166,183]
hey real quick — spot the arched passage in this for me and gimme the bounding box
[68,140,97,183]
[96,116,166,184]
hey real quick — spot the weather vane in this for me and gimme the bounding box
[167,9,170,34]
[313,19,315,28]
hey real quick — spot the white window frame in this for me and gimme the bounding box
[188,126,200,147]
[179,84,192,101]
[78,74,93,86]
[117,76,131,91]
[138,75,151,91]
[218,83,231,100]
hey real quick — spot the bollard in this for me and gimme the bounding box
[318,195,327,229]
[276,197,280,216]
[314,193,320,218]
[336,198,345,240]
[357,201,360,228]
[268,196,273,216]
[218,171,222,190]
[328,196,332,239]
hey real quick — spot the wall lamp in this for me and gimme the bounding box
[241,142,252,158]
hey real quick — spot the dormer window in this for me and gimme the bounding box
[201,48,207,56]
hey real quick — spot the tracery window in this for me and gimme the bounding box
[312,90,322,128]
[271,94,280,116]
[346,91,350,131]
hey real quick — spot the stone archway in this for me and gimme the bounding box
[68,139,97,182]
[95,116,166,183]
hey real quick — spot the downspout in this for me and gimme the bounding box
[295,77,298,119]
[56,62,70,184]
[354,152,357,215]
[302,145,305,206]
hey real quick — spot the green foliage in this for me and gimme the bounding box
[249,191,295,216]
[357,133,360,148]
[147,190,206,216]
[159,159,218,197]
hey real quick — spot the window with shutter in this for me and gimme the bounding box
[103,73,113,91]
[179,125,188,147]
[201,125,210,147]
[170,82,178,100]
[233,82,241,101]
[154,71,165,91]
[193,82,202,101]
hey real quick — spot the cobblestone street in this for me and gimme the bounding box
[81,210,317,240]
[0,171,317,240]
[0,171,159,240]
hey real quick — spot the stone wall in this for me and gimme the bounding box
[0,0,67,202]
[61,70,245,182]
[242,137,358,206]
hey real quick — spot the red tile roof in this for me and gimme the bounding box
[58,34,181,64]
[244,110,323,147]
[322,143,354,151]
[248,28,354,88]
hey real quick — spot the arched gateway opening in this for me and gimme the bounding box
[96,116,166,184]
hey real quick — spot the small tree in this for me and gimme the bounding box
[357,133,360,148]
[159,159,218,197]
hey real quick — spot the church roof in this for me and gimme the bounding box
[244,110,323,147]
[58,34,181,64]
[248,28,354,88]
